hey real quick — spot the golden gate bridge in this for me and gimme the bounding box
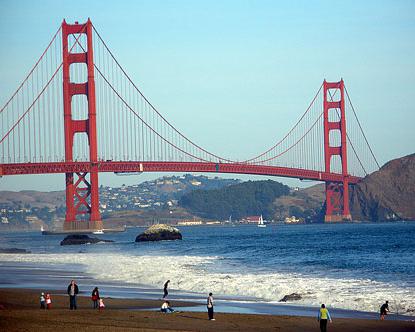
[0,19,380,230]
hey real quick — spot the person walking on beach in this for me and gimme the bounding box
[67,280,79,310]
[45,293,52,309]
[317,304,332,332]
[207,292,215,320]
[40,292,46,309]
[91,287,100,309]
[163,280,170,299]
[380,300,389,320]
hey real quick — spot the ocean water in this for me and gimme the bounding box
[0,222,414,315]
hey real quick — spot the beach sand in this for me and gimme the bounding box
[0,288,414,332]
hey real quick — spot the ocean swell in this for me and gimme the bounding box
[1,252,414,315]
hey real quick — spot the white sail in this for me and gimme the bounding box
[258,215,266,227]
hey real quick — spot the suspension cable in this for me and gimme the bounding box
[92,24,233,163]
[1,25,87,144]
[0,26,62,114]
[242,83,323,163]
[345,86,380,169]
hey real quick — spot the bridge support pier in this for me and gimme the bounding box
[323,80,352,222]
[62,19,102,231]
[324,181,351,222]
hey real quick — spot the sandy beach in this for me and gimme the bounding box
[0,288,414,332]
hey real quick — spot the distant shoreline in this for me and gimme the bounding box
[2,220,415,233]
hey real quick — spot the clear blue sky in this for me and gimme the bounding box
[1,0,414,191]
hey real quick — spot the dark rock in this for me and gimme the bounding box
[350,153,415,221]
[0,247,31,253]
[279,293,302,302]
[135,224,182,242]
[60,234,113,246]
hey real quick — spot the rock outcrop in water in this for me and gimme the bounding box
[350,153,415,221]
[60,234,113,246]
[279,293,302,302]
[0,248,31,253]
[135,224,182,242]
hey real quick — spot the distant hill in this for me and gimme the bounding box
[350,153,415,221]
[272,184,325,221]
[2,152,413,230]
[0,190,65,209]
[0,175,239,211]
[179,180,290,220]
[0,174,240,230]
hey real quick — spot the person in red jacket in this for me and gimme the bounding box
[91,287,100,309]
[45,293,52,309]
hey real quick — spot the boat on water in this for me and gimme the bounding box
[92,230,104,235]
[258,215,266,228]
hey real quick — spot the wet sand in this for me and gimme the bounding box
[0,289,414,331]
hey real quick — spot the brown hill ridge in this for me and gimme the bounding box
[350,153,415,221]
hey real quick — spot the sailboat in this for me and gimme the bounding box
[257,215,266,228]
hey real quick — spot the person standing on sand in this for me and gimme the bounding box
[67,280,79,310]
[40,292,46,309]
[91,287,100,309]
[317,304,332,332]
[163,280,170,299]
[380,300,389,320]
[207,292,215,320]
[45,293,52,309]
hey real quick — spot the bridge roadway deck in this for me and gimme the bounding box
[0,161,362,184]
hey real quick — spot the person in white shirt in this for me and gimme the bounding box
[207,292,215,320]
[161,300,175,313]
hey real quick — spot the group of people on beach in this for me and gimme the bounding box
[39,280,104,310]
[161,279,215,320]
[39,292,51,309]
[162,279,393,330]
[38,278,391,330]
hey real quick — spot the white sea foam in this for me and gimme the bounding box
[1,252,414,314]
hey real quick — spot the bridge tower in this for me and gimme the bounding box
[323,80,352,222]
[62,19,102,230]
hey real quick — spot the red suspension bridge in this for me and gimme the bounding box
[0,19,380,230]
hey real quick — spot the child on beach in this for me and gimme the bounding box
[99,298,105,310]
[45,293,52,309]
[317,304,332,332]
[40,292,46,309]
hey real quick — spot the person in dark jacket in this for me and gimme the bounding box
[380,301,389,320]
[91,287,100,309]
[67,280,79,310]
[163,280,170,299]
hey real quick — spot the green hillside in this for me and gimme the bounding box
[179,180,290,220]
